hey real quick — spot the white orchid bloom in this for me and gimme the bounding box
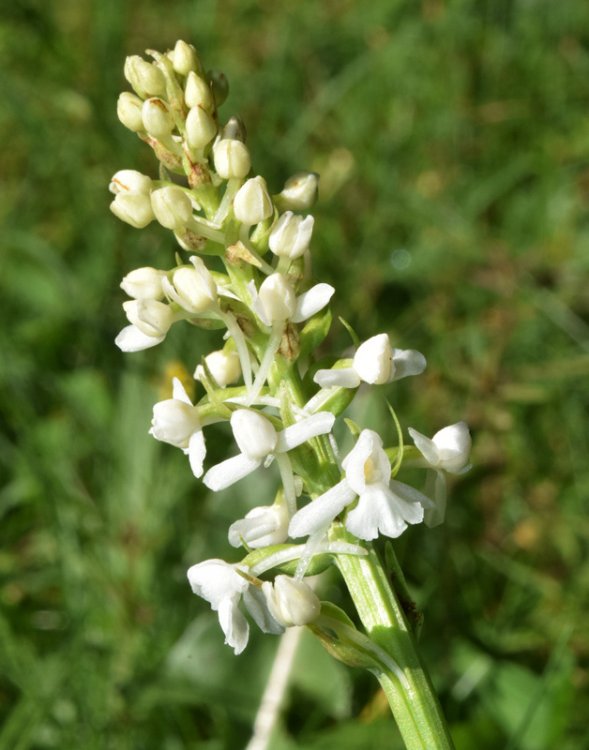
[290,429,431,541]
[115,299,174,352]
[228,499,289,549]
[408,422,471,527]
[203,408,335,516]
[247,273,334,402]
[187,559,282,655]
[149,378,206,477]
[313,333,426,389]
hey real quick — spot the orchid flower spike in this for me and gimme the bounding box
[203,408,335,516]
[149,377,206,477]
[407,421,471,527]
[187,559,283,655]
[290,429,432,542]
[313,333,426,389]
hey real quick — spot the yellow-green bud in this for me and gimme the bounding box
[117,92,145,132]
[110,193,154,229]
[233,176,273,225]
[142,98,175,138]
[213,139,251,180]
[278,172,319,211]
[185,106,217,149]
[124,55,166,98]
[109,170,152,195]
[171,40,200,76]
[151,186,193,230]
[184,71,214,112]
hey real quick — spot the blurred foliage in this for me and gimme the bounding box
[1,0,588,747]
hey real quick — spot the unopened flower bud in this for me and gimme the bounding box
[208,69,229,107]
[195,349,241,387]
[117,92,145,132]
[257,273,296,323]
[278,172,319,211]
[353,334,393,385]
[184,71,213,111]
[151,186,192,230]
[164,256,217,313]
[263,575,320,627]
[233,176,273,225]
[150,399,200,448]
[185,106,217,149]
[124,55,166,98]
[109,170,152,195]
[123,299,173,337]
[231,410,277,461]
[142,98,175,138]
[269,212,314,259]
[171,40,200,76]
[213,139,251,179]
[110,192,154,229]
[120,267,165,300]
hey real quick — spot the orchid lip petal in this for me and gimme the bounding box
[186,559,248,607]
[188,429,206,478]
[203,453,261,491]
[390,348,427,381]
[217,597,250,655]
[115,324,164,352]
[313,368,361,389]
[276,412,336,452]
[291,283,335,323]
[289,480,356,538]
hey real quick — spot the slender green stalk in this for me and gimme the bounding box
[334,530,455,750]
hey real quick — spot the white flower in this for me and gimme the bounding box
[120,267,165,300]
[151,186,193,230]
[228,500,289,549]
[313,333,426,389]
[251,273,334,327]
[269,212,314,259]
[233,176,273,225]
[289,429,431,541]
[187,559,282,655]
[195,349,241,387]
[162,256,217,313]
[213,139,251,179]
[149,378,206,477]
[142,97,175,139]
[110,192,154,229]
[408,422,471,475]
[203,409,335,515]
[262,575,321,627]
[117,92,145,132]
[407,422,471,527]
[184,71,213,111]
[115,299,174,352]
[109,169,152,195]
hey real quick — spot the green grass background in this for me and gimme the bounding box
[1,1,588,748]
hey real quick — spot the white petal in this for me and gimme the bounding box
[243,587,284,635]
[389,479,433,516]
[313,367,361,389]
[172,376,192,405]
[345,487,406,541]
[390,348,427,381]
[276,412,336,452]
[289,480,356,538]
[291,283,335,323]
[231,409,277,461]
[188,429,206,478]
[115,324,164,352]
[432,421,471,473]
[203,453,261,491]
[187,559,248,608]
[408,427,440,466]
[218,597,250,654]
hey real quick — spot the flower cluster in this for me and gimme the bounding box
[111,41,471,654]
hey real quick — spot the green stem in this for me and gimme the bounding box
[332,528,455,750]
